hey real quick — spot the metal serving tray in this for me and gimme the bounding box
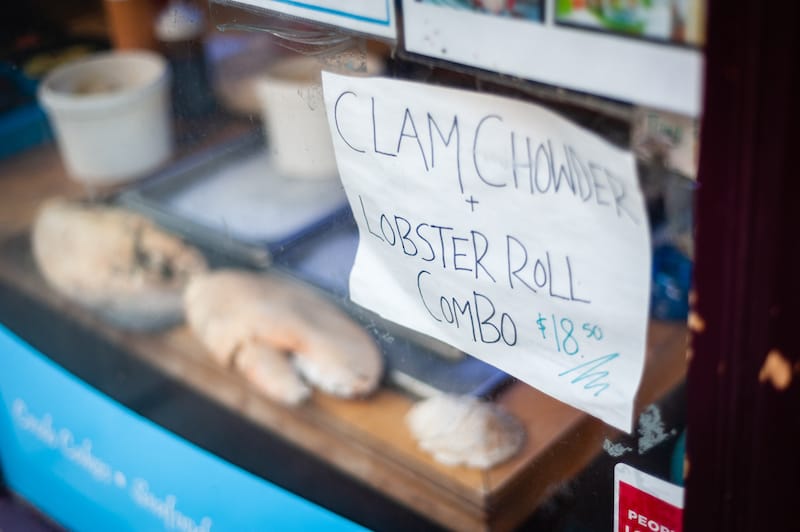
[118,132,351,267]
[118,133,509,398]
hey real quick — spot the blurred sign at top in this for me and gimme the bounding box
[402,0,704,117]
[228,0,397,39]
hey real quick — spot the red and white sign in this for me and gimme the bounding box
[615,463,684,532]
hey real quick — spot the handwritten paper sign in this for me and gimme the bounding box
[322,73,651,431]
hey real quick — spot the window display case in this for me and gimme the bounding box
[0,1,796,531]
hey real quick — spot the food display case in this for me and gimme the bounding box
[0,1,797,531]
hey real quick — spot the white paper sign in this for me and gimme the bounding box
[322,73,651,431]
[401,0,702,117]
[230,0,396,39]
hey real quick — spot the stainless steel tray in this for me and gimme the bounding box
[118,133,509,398]
[119,132,351,267]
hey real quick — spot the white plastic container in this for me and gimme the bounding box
[38,51,172,186]
[254,54,383,180]
[254,56,338,181]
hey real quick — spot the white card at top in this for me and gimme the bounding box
[322,72,651,432]
[229,0,397,40]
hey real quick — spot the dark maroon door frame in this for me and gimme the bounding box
[687,0,800,530]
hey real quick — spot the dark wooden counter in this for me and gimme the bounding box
[0,143,688,531]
